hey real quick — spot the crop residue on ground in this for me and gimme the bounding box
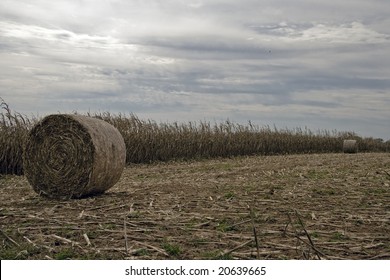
[0,153,389,260]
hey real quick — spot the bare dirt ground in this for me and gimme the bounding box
[1,153,389,260]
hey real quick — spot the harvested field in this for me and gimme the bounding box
[1,153,389,260]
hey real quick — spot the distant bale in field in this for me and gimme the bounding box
[343,139,358,153]
[23,114,126,199]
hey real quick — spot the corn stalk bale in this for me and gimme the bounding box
[23,114,126,199]
[343,139,358,153]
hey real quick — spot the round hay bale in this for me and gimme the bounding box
[23,114,126,199]
[343,139,358,153]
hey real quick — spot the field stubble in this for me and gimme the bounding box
[0,153,389,259]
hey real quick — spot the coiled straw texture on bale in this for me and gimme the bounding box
[343,139,358,154]
[23,114,126,199]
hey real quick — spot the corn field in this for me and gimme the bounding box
[1,100,389,175]
[1,100,34,175]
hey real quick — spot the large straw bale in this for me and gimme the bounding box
[343,139,358,154]
[23,114,126,199]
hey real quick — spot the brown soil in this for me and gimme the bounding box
[1,153,389,260]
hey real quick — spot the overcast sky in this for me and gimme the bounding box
[1,0,389,139]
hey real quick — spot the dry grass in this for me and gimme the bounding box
[23,114,126,199]
[1,153,389,259]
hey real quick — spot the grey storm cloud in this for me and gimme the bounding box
[0,0,389,139]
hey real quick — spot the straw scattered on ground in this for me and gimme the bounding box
[1,153,389,259]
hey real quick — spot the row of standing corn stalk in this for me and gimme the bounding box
[1,99,34,175]
[1,102,389,174]
[96,112,389,163]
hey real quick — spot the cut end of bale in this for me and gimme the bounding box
[343,139,358,154]
[23,114,126,199]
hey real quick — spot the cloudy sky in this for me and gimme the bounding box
[1,0,389,139]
